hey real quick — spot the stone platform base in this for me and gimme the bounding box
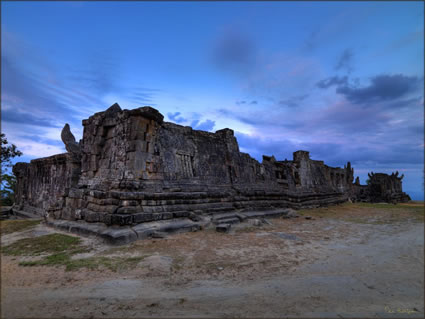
[44,208,295,245]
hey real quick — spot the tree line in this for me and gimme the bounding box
[1,133,22,206]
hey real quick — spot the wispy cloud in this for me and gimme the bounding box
[335,48,354,73]
[279,94,309,108]
[316,76,349,89]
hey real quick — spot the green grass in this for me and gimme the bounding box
[3,232,146,271]
[1,233,84,256]
[0,219,41,235]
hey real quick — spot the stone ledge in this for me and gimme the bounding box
[11,209,42,220]
[43,208,298,245]
[45,216,210,245]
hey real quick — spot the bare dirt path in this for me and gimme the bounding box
[1,203,424,318]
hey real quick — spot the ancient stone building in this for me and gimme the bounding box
[353,172,410,203]
[12,104,410,243]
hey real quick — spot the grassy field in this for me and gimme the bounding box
[297,201,424,224]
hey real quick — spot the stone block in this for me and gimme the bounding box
[173,211,190,218]
[117,206,139,214]
[84,210,101,222]
[133,213,154,223]
[100,227,138,245]
[111,214,133,226]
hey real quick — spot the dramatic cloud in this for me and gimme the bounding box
[336,74,422,104]
[335,48,354,73]
[2,2,422,198]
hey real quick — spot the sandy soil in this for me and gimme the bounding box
[1,204,424,318]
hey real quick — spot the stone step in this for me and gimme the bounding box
[211,212,240,221]
[46,217,209,245]
[238,209,294,220]
[213,217,240,225]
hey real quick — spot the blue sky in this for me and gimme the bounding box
[1,1,424,199]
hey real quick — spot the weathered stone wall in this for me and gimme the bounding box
[13,153,81,217]
[13,103,410,226]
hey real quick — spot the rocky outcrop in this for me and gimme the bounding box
[13,103,411,240]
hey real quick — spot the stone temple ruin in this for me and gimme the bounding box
[12,104,411,243]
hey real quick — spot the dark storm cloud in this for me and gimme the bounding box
[335,48,354,73]
[279,94,309,108]
[316,76,348,89]
[219,89,423,169]
[336,74,423,104]
[212,29,257,74]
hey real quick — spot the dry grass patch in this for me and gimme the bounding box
[0,219,41,235]
[2,233,147,272]
[297,201,424,224]
[1,233,84,256]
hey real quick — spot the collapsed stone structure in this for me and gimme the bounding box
[13,104,410,243]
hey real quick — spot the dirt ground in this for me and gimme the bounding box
[1,202,424,318]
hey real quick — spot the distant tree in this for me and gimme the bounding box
[1,133,22,206]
